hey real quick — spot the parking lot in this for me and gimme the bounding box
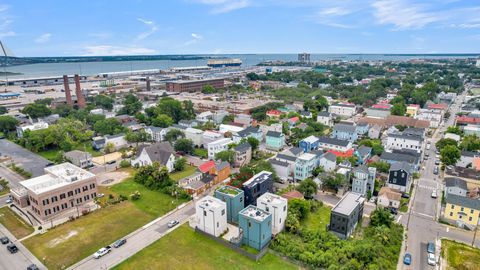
[0,225,46,270]
[0,139,50,177]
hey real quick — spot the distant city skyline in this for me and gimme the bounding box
[0,0,479,56]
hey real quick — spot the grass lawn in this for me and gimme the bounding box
[113,225,299,270]
[23,202,152,270]
[442,239,480,270]
[193,148,208,158]
[170,164,197,181]
[302,206,331,232]
[0,207,34,239]
[0,186,9,196]
[399,198,409,213]
[38,148,60,161]
[38,144,102,162]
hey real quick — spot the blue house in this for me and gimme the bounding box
[355,145,372,165]
[215,186,245,224]
[239,205,272,250]
[331,123,358,142]
[265,131,285,151]
[242,171,274,206]
[299,135,320,153]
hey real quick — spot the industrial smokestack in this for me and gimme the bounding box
[146,76,151,92]
[74,74,86,108]
[63,75,73,106]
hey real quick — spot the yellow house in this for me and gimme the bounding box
[406,104,420,117]
[444,194,480,228]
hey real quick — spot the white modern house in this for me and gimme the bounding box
[317,111,334,127]
[16,121,49,138]
[219,124,244,134]
[185,127,204,147]
[256,192,288,235]
[208,138,233,159]
[194,196,227,237]
[328,103,356,117]
[385,132,424,153]
[202,130,223,148]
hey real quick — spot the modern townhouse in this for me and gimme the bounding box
[214,185,245,224]
[385,130,424,153]
[256,192,288,235]
[238,205,272,250]
[318,152,337,172]
[208,138,233,160]
[294,153,318,181]
[329,192,365,239]
[233,143,252,168]
[194,196,227,237]
[265,131,285,151]
[317,136,353,153]
[299,135,320,152]
[242,171,274,206]
[351,166,376,197]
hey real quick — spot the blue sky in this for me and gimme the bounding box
[0,0,479,56]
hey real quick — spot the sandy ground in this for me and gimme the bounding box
[92,152,122,165]
[96,171,132,186]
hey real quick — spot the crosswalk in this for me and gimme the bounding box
[416,184,438,191]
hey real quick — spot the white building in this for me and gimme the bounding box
[319,152,337,172]
[16,122,49,138]
[328,103,356,118]
[185,127,204,147]
[212,110,229,124]
[234,114,252,126]
[219,124,244,134]
[196,111,213,123]
[194,196,227,237]
[317,111,334,127]
[208,138,232,159]
[416,109,443,128]
[256,192,288,235]
[385,132,424,153]
[145,126,167,142]
[104,134,128,150]
[202,130,223,148]
[131,142,176,172]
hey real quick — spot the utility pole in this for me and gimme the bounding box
[472,222,478,247]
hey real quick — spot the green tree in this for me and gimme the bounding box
[0,115,19,133]
[368,161,390,173]
[435,138,458,151]
[459,135,480,151]
[246,137,259,152]
[183,100,195,120]
[152,114,173,128]
[134,162,173,191]
[390,102,406,116]
[93,118,125,135]
[21,103,52,118]
[0,106,7,115]
[156,97,186,123]
[125,130,149,146]
[215,150,235,163]
[174,157,187,172]
[174,138,194,154]
[358,139,384,156]
[370,208,394,228]
[440,145,461,166]
[323,173,346,191]
[201,85,216,94]
[297,178,318,199]
[446,126,462,136]
[104,142,116,153]
[119,93,142,115]
[165,129,185,142]
[93,94,115,110]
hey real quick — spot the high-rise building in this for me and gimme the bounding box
[298,52,311,63]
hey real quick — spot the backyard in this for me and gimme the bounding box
[22,178,187,270]
[0,207,34,239]
[301,205,331,231]
[442,239,480,270]
[38,144,102,162]
[170,164,197,181]
[113,224,300,270]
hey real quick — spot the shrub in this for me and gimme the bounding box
[120,160,131,168]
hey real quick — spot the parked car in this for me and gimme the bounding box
[6,243,18,253]
[113,239,127,248]
[431,190,438,199]
[435,160,440,165]
[427,252,436,266]
[93,246,112,259]
[0,236,9,244]
[27,264,40,270]
[167,220,179,228]
[401,193,410,199]
[403,253,412,265]
[433,167,439,175]
[106,160,116,165]
[427,242,435,254]
[97,193,105,198]
[389,207,398,215]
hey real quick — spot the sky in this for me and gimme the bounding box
[0,0,479,56]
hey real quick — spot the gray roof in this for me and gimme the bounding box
[138,142,175,165]
[310,149,324,158]
[317,111,331,117]
[446,194,480,210]
[333,123,357,133]
[380,151,419,164]
[275,153,297,162]
[353,165,369,174]
[146,126,165,132]
[332,192,365,216]
[237,126,260,137]
[215,161,230,171]
[445,177,468,190]
[234,142,251,152]
[266,131,283,138]
[390,161,412,173]
[357,146,372,157]
[170,124,186,130]
[321,152,337,162]
[269,158,289,167]
[64,150,92,160]
[317,136,351,147]
[461,151,479,158]
[300,111,312,116]
[105,133,125,140]
[287,147,304,156]
[389,132,423,142]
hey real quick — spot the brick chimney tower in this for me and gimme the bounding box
[63,75,73,106]
[74,74,86,108]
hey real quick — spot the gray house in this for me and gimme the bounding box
[445,177,468,198]
[64,150,93,168]
[329,192,365,239]
[351,166,376,197]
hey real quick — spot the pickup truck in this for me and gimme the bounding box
[93,245,112,259]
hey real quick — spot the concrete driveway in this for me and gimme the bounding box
[0,139,50,177]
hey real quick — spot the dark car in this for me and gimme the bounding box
[7,243,18,253]
[401,193,410,199]
[27,264,40,270]
[113,239,127,248]
[0,236,9,244]
[427,242,435,254]
[403,253,412,265]
[106,160,116,165]
[389,207,398,215]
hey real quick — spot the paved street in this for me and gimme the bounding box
[0,139,50,177]
[0,221,46,270]
[0,163,25,188]
[68,202,196,270]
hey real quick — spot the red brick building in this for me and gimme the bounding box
[166,78,225,92]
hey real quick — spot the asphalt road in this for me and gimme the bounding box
[0,164,25,188]
[68,202,196,270]
[0,139,50,177]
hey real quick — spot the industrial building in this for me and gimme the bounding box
[166,78,225,92]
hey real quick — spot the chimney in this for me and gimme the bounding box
[74,74,86,108]
[146,76,151,92]
[63,75,73,106]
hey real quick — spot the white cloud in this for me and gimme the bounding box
[371,0,440,30]
[35,33,52,43]
[136,18,158,41]
[0,30,15,38]
[82,45,157,56]
[0,5,15,38]
[193,0,250,14]
[184,33,203,45]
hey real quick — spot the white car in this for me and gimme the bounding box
[431,190,438,199]
[427,252,436,266]
[93,246,112,259]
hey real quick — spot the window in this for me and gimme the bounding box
[469,217,473,221]
[283,206,286,212]
[248,221,252,228]
[221,209,225,216]
[451,205,455,209]
[83,186,88,192]
[60,193,66,199]
[68,191,73,197]
[461,207,464,212]
[266,206,269,212]
[204,210,207,216]
[217,222,219,228]
[471,209,474,214]
[44,210,49,216]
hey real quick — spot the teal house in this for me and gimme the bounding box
[265,131,285,151]
[214,185,245,224]
[239,205,272,250]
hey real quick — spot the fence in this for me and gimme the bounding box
[194,227,269,261]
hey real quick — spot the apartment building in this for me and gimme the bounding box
[214,185,245,224]
[328,103,356,117]
[329,192,365,239]
[256,192,288,235]
[194,196,227,237]
[208,138,233,159]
